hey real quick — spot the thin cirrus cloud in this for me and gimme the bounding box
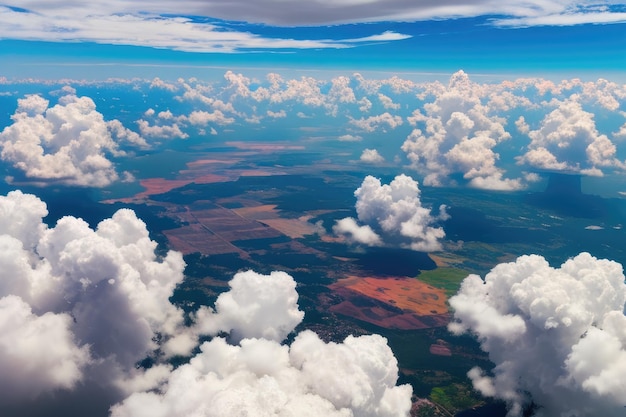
[0,6,411,53]
[1,1,626,55]
[5,1,626,26]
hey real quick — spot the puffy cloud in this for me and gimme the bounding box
[149,77,179,92]
[111,267,411,417]
[449,252,626,416]
[184,110,235,126]
[360,148,385,164]
[267,109,287,118]
[615,120,626,139]
[335,175,448,252]
[401,71,523,190]
[136,119,189,140]
[0,94,139,187]
[378,93,400,110]
[107,119,150,149]
[111,331,411,417]
[328,76,357,104]
[0,190,186,405]
[333,217,383,247]
[0,295,90,399]
[350,112,403,133]
[193,270,304,343]
[517,99,626,175]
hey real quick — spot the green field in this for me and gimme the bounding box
[416,267,471,297]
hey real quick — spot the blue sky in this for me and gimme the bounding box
[1,1,625,80]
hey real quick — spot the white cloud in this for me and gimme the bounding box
[449,252,626,416]
[350,112,403,133]
[378,93,400,110]
[517,99,626,175]
[137,119,189,139]
[111,268,412,417]
[149,77,179,92]
[193,270,304,343]
[401,71,523,190]
[267,109,287,118]
[335,174,448,252]
[493,10,626,27]
[333,217,383,246]
[0,190,186,406]
[183,110,235,126]
[0,6,410,53]
[0,94,139,186]
[360,148,385,164]
[338,134,363,142]
[112,330,412,417]
[0,295,90,399]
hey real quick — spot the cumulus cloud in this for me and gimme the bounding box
[350,112,403,133]
[111,271,412,417]
[0,190,186,407]
[401,70,523,190]
[136,119,189,140]
[449,252,626,416]
[334,174,448,252]
[517,99,626,175]
[0,295,90,399]
[111,329,412,417]
[333,217,383,247]
[0,94,141,187]
[193,270,304,343]
[360,148,385,164]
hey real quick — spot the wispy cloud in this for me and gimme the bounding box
[0,6,410,52]
[1,1,624,54]
[5,1,626,27]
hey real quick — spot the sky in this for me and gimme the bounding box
[1,1,626,80]
[1,1,626,417]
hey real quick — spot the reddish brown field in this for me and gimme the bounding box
[328,276,450,330]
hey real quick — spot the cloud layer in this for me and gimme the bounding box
[334,174,448,252]
[449,252,626,416]
[3,71,626,191]
[3,1,626,29]
[0,5,410,53]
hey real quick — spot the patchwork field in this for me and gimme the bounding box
[329,276,450,330]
